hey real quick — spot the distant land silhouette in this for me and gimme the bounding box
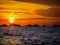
[0,24,60,27]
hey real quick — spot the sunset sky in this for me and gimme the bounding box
[0,0,60,26]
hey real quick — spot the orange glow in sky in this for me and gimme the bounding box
[0,0,60,26]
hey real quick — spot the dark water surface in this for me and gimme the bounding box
[0,26,60,45]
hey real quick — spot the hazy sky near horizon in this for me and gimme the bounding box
[0,0,60,25]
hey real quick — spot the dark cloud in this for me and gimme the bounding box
[0,7,5,10]
[15,0,60,6]
[35,7,60,17]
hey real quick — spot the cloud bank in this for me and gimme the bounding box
[15,0,60,6]
[35,7,60,17]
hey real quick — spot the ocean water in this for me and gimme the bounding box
[0,26,60,45]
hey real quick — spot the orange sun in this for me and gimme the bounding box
[10,17,15,23]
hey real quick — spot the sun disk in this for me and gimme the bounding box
[10,17,14,23]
